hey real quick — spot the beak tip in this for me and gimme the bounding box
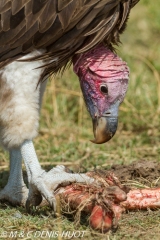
[92,117,118,144]
[90,139,99,144]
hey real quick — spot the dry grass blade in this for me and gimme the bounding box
[128,53,160,111]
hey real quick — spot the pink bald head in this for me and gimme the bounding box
[72,44,130,144]
[73,44,129,81]
[73,44,129,116]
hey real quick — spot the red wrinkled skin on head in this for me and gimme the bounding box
[73,44,130,117]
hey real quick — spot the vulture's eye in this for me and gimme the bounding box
[100,85,108,95]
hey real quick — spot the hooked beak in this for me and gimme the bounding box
[91,117,118,144]
[91,102,119,144]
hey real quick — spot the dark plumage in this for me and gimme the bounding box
[0,0,139,77]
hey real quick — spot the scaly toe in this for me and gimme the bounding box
[27,165,94,211]
[0,185,28,206]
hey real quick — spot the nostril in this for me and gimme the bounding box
[104,112,111,116]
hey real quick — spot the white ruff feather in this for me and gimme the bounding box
[0,50,46,149]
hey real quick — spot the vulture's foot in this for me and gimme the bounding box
[0,184,28,206]
[0,149,29,206]
[20,140,94,211]
[25,165,94,212]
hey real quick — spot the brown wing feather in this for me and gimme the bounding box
[0,0,140,75]
[119,0,131,30]
[57,0,74,11]
[1,8,11,31]
[12,0,30,15]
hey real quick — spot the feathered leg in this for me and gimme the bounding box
[0,50,45,206]
[0,50,94,210]
[0,149,28,206]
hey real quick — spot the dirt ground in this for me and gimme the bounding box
[0,159,160,240]
[110,159,160,187]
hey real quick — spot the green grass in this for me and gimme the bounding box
[0,0,160,239]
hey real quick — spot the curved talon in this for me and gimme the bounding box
[47,196,57,211]
[27,180,57,211]
[32,192,43,206]
[26,198,32,214]
[25,200,38,214]
[26,194,43,213]
[25,184,43,213]
[21,141,95,212]
[25,171,94,212]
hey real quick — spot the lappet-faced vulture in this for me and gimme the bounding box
[0,0,139,209]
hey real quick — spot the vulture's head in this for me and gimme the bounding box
[73,45,129,144]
